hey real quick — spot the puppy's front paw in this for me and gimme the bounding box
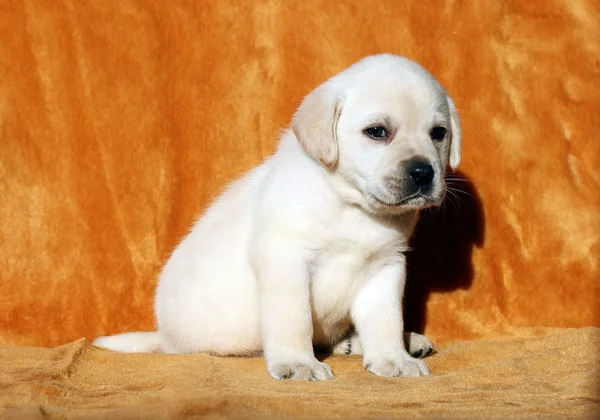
[364,353,430,377]
[268,359,333,381]
[403,332,435,359]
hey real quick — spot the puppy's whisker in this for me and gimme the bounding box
[443,190,461,213]
[446,189,462,204]
[444,176,470,182]
[445,197,458,214]
[410,208,419,228]
[447,187,473,200]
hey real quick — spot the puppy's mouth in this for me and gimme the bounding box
[367,191,442,213]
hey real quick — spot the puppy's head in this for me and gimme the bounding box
[292,54,461,215]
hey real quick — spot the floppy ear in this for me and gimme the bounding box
[291,83,343,168]
[446,96,462,171]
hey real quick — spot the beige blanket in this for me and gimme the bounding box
[1,328,598,419]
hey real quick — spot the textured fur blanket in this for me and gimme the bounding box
[0,0,598,418]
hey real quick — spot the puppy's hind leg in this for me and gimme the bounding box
[332,331,434,359]
[403,332,435,359]
[332,330,362,355]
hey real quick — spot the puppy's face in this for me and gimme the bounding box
[292,55,461,215]
[337,78,457,214]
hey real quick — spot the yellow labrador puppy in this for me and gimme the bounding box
[94,54,461,381]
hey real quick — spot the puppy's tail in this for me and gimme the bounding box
[92,331,164,353]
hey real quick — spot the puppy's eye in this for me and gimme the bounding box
[364,126,388,140]
[430,126,447,141]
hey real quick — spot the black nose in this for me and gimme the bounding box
[407,161,434,187]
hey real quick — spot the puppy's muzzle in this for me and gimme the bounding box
[369,157,442,212]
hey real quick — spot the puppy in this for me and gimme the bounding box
[94,54,461,381]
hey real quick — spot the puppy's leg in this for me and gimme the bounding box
[332,331,434,359]
[258,240,333,381]
[403,332,435,358]
[332,330,362,355]
[351,260,429,377]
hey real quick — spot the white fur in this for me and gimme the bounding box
[94,54,461,381]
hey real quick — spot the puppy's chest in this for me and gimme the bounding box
[309,209,408,314]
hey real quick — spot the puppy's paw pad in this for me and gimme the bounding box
[269,363,293,380]
[404,332,435,359]
[268,360,333,381]
[311,361,334,380]
[402,360,425,377]
[365,356,429,377]
[366,360,401,377]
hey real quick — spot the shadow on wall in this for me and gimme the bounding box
[403,170,485,334]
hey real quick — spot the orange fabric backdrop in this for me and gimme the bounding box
[0,0,598,348]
